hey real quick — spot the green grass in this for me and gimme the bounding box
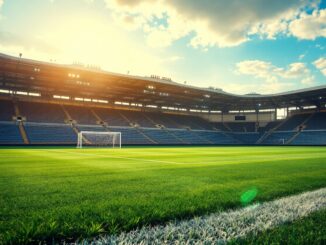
[230,208,326,245]
[0,146,325,244]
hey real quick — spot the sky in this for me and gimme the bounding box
[0,0,325,94]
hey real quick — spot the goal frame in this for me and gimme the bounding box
[77,131,121,148]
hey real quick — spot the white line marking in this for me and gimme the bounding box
[79,188,326,245]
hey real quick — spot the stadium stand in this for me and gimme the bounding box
[291,130,326,145]
[120,111,155,128]
[1,99,326,145]
[0,100,15,121]
[65,105,97,124]
[261,131,296,145]
[24,122,76,144]
[260,121,281,132]
[145,112,181,129]
[140,128,182,144]
[1,96,326,146]
[19,101,66,123]
[225,122,256,132]
[94,108,130,127]
[0,121,23,144]
[304,112,326,130]
[277,113,311,131]
[0,53,325,146]
[109,126,153,144]
[229,132,262,144]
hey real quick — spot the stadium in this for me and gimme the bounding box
[1,53,326,147]
[0,0,326,244]
[0,52,326,244]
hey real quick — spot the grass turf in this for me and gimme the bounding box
[230,208,326,245]
[0,146,325,244]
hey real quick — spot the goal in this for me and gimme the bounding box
[77,131,121,148]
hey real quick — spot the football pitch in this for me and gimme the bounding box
[0,146,326,244]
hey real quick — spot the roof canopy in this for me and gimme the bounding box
[0,53,325,112]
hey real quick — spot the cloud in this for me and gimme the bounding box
[161,55,183,62]
[289,9,326,40]
[104,0,320,49]
[235,60,314,86]
[298,54,305,60]
[0,31,58,53]
[314,57,326,76]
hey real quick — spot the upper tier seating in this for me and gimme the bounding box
[260,121,282,132]
[0,100,15,121]
[225,122,256,132]
[304,112,326,130]
[211,123,230,131]
[168,114,213,130]
[19,101,66,123]
[94,108,130,127]
[0,122,23,144]
[65,105,97,124]
[277,113,310,131]
[120,111,155,127]
[24,122,76,144]
[145,112,181,128]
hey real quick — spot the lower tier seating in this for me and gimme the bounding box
[291,130,326,145]
[109,127,153,145]
[24,123,77,144]
[140,128,182,144]
[262,131,296,145]
[0,122,23,144]
[229,132,262,144]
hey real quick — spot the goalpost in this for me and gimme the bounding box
[77,131,121,148]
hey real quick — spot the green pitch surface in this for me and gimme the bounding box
[1,146,326,244]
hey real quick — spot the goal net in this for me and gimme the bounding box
[77,131,121,148]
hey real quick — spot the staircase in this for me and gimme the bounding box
[91,108,104,123]
[119,111,133,125]
[119,111,158,144]
[164,129,189,144]
[223,122,232,132]
[13,101,29,144]
[191,131,214,144]
[286,112,315,145]
[137,128,158,144]
[143,113,159,127]
[286,131,301,145]
[18,123,29,144]
[256,119,288,144]
[61,105,73,121]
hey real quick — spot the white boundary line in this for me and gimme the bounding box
[78,188,326,245]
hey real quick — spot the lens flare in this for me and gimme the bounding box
[240,187,258,206]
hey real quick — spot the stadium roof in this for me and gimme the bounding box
[0,53,325,112]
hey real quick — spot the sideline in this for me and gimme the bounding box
[77,187,326,244]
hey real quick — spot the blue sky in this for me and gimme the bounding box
[0,0,325,94]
